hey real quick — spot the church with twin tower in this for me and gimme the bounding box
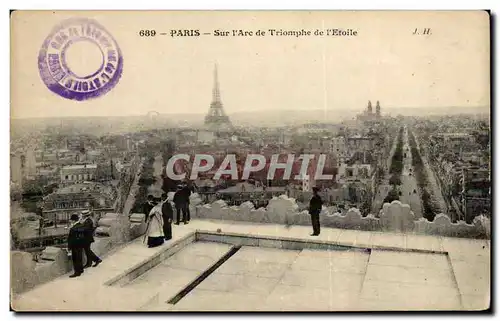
[357,100,382,123]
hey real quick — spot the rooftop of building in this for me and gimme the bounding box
[55,182,112,195]
[346,151,374,166]
[61,164,98,170]
[11,219,490,311]
[432,133,472,137]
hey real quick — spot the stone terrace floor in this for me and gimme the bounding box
[12,219,490,311]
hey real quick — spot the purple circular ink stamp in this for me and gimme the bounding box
[38,18,123,101]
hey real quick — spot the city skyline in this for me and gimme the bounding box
[9,104,491,121]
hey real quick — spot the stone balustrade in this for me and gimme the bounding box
[11,211,148,296]
[129,213,148,238]
[190,193,490,239]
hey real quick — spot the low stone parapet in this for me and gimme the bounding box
[11,211,137,296]
[414,213,490,239]
[95,226,111,237]
[11,251,38,295]
[34,247,70,287]
[129,213,147,239]
[97,213,131,244]
[192,195,490,239]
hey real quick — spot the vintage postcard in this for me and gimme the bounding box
[10,10,490,311]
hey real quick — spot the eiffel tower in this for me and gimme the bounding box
[204,63,232,130]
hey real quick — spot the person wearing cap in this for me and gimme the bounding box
[308,187,323,236]
[80,210,102,268]
[67,214,86,278]
[160,193,173,240]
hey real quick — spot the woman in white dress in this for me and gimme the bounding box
[145,203,165,248]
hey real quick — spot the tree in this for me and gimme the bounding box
[377,167,385,178]
[348,185,358,203]
[390,160,403,175]
[131,156,156,213]
[383,187,400,203]
[389,174,401,186]
[360,189,373,217]
[421,190,436,222]
[389,126,405,176]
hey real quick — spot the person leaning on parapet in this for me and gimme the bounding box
[80,210,102,268]
[67,214,86,278]
[160,193,173,241]
[173,185,188,225]
[308,187,323,236]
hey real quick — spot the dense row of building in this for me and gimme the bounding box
[424,121,490,223]
[10,132,142,229]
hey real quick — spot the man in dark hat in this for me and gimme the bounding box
[80,210,102,268]
[161,193,173,240]
[173,185,187,225]
[67,214,85,278]
[308,187,323,236]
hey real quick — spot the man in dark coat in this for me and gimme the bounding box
[161,193,173,240]
[182,183,192,222]
[81,210,102,268]
[173,185,188,225]
[308,187,323,236]
[67,214,86,278]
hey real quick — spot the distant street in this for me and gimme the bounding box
[371,127,401,215]
[386,128,399,172]
[400,126,422,218]
[412,132,448,214]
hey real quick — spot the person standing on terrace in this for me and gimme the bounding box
[173,185,188,225]
[145,202,165,248]
[182,182,192,223]
[160,193,173,241]
[67,214,86,278]
[80,210,102,268]
[308,187,323,236]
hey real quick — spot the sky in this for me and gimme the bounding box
[11,10,490,119]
